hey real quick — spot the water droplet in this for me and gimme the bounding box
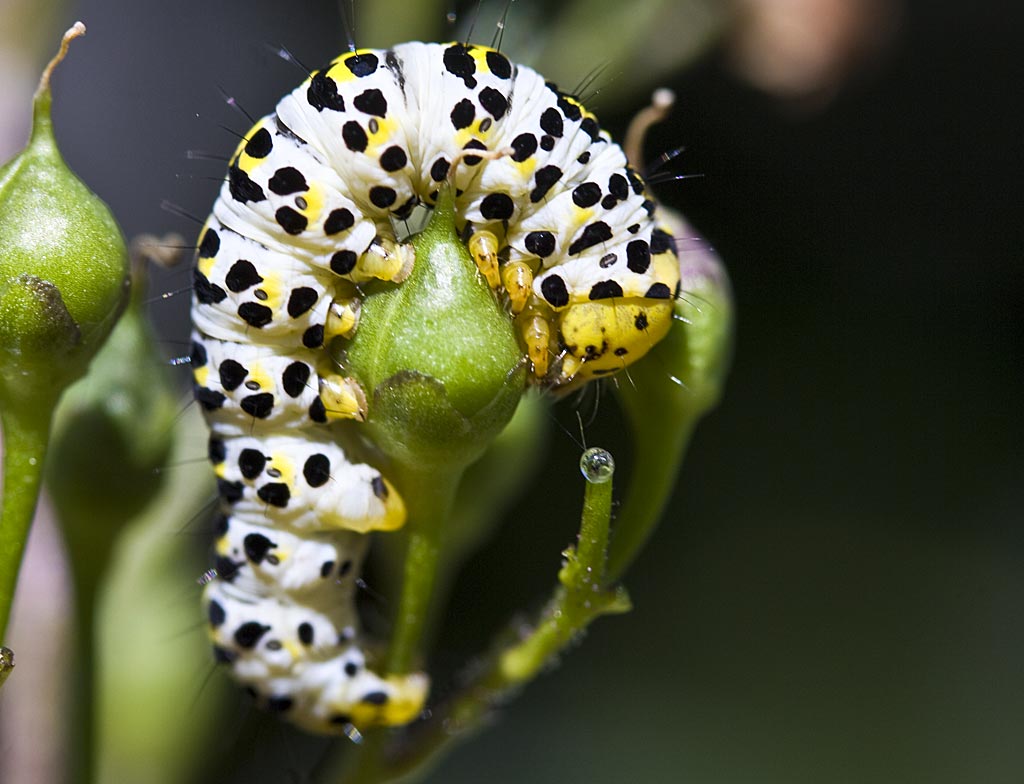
[579,447,614,483]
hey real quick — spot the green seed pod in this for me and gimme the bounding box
[639,206,733,413]
[0,23,129,408]
[345,184,526,476]
[0,22,130,644]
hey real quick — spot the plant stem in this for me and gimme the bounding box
[384,465,460,676]
[70,575,98,784]
[497,470,628,683]
[338,465,459,784]
[0,402,53,644]
[66,523,119,784]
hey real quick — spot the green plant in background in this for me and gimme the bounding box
[0,4,733,784]
[44,237,215,784]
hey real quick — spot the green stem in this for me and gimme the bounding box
[577,470,614,578]
[342,732,389,784]
[499,472,628,682]
[384,466,460,676]
[71,581,97,784]
[66,526,117,784]
[339,466,459,784]
[0,402,53,643]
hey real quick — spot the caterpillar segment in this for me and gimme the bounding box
[192,41,680,735]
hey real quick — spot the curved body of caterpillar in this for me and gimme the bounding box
[191,41,679,735]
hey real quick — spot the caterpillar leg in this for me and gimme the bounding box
[500,260,533,315]
[468,230,501,289]
[318,371,367,421]
[516,308,552,379]
[325,296,361,339]
[348,236,415,284]
[321,300,368,420]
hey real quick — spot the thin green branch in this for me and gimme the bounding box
[500,454,628,683]
[0,403,53,643]
[384,467,460,676]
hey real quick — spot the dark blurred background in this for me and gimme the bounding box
[2,0,1022,781]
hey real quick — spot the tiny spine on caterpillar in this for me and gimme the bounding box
[190,40,680,735]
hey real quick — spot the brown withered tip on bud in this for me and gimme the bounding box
[35,22,87,99]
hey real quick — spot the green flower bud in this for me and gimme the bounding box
[639,207,733,412]
[0,23,129,406]
[93,410,228,784]
[345,185,525,475]
[0,22,130,644]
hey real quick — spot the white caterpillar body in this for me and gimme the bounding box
[192,41,679,735]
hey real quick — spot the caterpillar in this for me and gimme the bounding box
[190,40,680,735]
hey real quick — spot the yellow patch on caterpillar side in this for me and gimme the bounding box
[347,673,428,727]
[231,119,272,174]
[265,451,296,490]
[197,255,216,278]
[256,270,285,312]
[297,182,325,224]
[245,362,274,394]
[194,364,210,388]
[365,115,399,152]
[512,156,538,178]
